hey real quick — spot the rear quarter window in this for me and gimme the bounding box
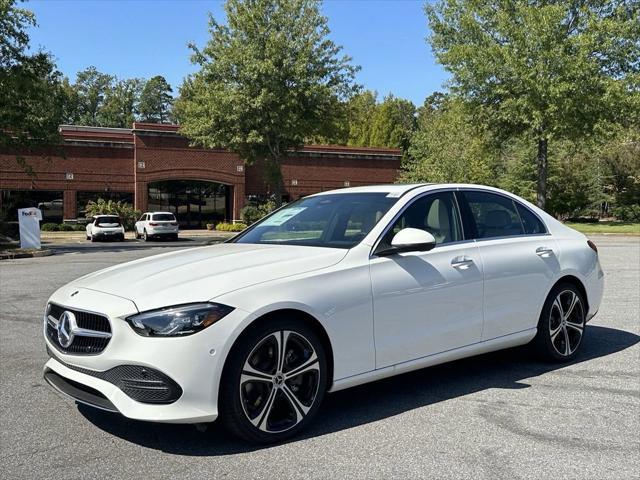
[516,204,547,234]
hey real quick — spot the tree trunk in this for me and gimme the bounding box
[536,137,548,210]
[265,157,284,206]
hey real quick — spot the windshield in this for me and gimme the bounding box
[152,214,176,221]
[234,193,398,249]
[95,217,121,227]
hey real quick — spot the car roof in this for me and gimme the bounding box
[308,183,522,197]
[146,211,174,215]
[309,184,429,196]
[93,214,119,218]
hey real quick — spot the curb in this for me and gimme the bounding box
[0,249,54,260]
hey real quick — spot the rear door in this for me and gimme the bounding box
[457,190,560,339]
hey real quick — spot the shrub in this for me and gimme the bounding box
[41,223,59,231]
[215,222,247,232]
[73,224,86,231]
[240,205,262,225]
[58,223,74,231]
[241,199,278,225]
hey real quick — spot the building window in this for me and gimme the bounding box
[148,180,228,228]
[1,190,64,223]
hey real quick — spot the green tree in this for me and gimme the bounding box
[346,90,377,146]
[138,75,173,123]
[369,94,416,150]
[0,0,65,168]
[401,98,494,184]
[426,0,640,210]
[176,0,359,204]
[100,78,144,128]
[600,125,640,221]
[60,77,80,124]
[74,66,113,126]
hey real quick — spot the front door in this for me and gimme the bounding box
[370,191,484,368]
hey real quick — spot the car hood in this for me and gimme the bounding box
[70,243,348,312]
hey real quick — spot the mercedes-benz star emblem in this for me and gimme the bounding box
[57,311,75,348]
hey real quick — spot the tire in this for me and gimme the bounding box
[90,234,96,242]
[119,234,125,242]
[135,230,140,240]
[532,282,586,362]
[143,229,149,242]
[219,317,328,444]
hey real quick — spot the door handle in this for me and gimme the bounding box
[451,256,474,268]
[536,246,554,257]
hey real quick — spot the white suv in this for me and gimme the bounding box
[135,212,179,241]
[85,215,125,242]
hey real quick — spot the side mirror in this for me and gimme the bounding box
[376,228,436,256]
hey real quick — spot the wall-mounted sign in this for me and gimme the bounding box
[343,180,350,187]
[18,207,42,249]
[291,179,298,186]
[236,165,244,172]
[65,172,74,180]
[137,161,146,169]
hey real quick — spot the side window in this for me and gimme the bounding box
[379,192,463,249]
[462,191,524,239]
[516,203,547,234]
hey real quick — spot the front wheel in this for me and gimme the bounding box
[143,230,149,242]
[532,283,586,362]
[219,318,327,443]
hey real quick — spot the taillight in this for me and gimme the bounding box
[149,222,159,226]
[587,240,598,253]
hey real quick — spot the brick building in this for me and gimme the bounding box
[1,123,402,227]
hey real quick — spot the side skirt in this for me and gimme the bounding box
[328,328,537,393]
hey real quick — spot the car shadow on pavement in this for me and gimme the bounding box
[78,325,639,455]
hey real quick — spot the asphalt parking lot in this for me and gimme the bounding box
[1,235,638,480]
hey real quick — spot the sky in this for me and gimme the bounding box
[26,0,449,106]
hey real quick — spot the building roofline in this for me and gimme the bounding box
[58,123,402,158]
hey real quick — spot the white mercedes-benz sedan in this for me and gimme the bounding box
[43,184,604,443]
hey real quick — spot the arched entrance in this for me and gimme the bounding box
[147,180,230,229]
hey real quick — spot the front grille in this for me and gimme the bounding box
[47,348,182,404]
[45,303,112,355]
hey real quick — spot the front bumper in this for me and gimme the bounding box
[43,286,252,423]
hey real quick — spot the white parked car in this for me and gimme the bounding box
[134,212,179,241]
[85,215,125,242]
[44,184,603,443]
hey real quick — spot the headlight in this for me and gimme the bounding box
[126,303,234,337]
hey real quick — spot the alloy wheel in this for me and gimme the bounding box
[239,330,320,433]
[549,289,585,356]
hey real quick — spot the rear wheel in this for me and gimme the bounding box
[220,318,327,443]
[143,229,149,242]
[532,283,586,362]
